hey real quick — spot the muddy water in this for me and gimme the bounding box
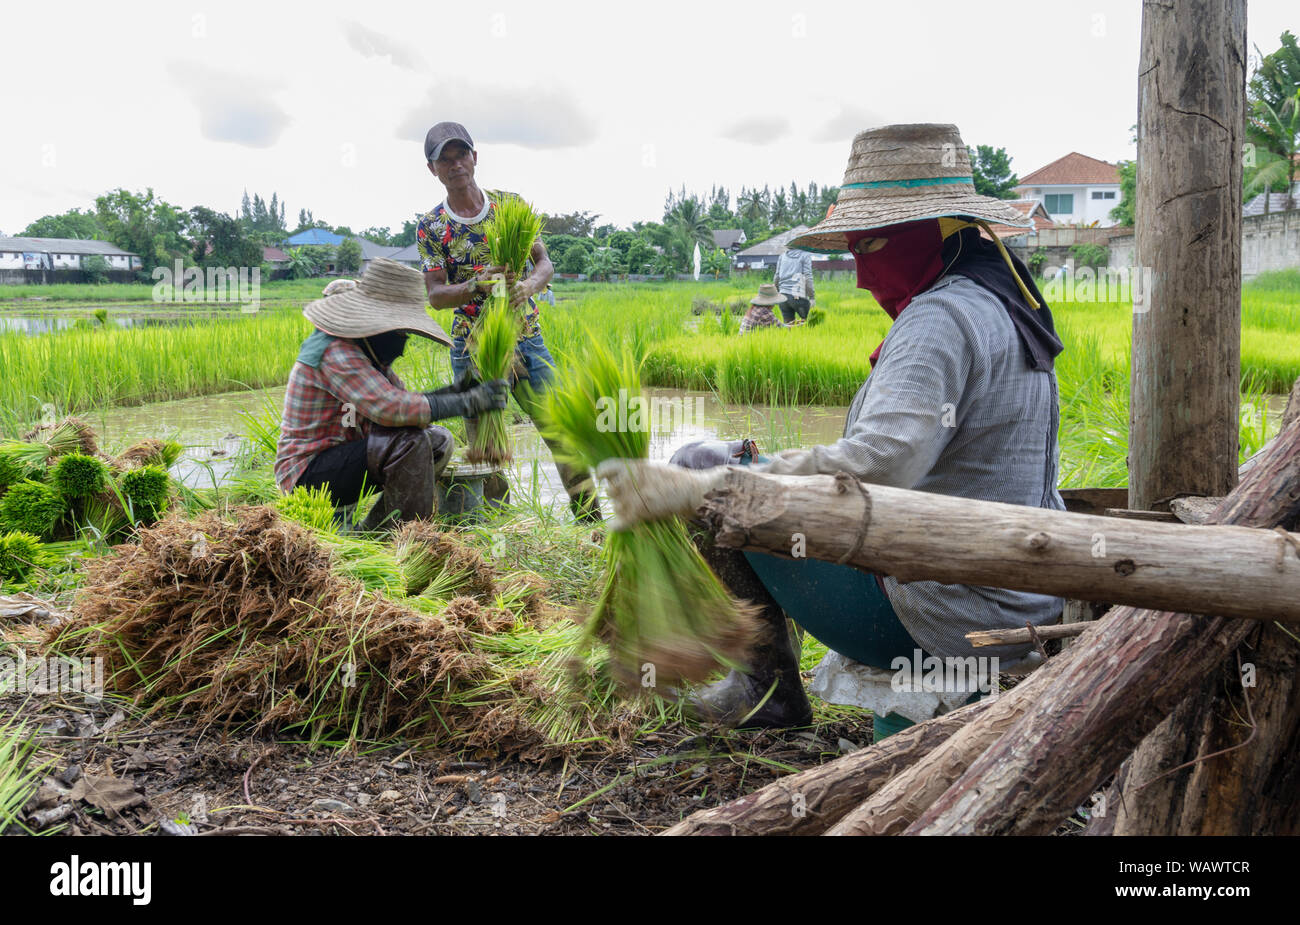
[0,312,253,335]
[93,386,849,501]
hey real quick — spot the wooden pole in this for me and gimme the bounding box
[698,469,1300,623]
[1129,0,1243,511]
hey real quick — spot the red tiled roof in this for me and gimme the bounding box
[263,246,289,262]
[1017,152,1119,187]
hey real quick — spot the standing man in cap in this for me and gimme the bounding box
[598,124,1066,737]
[275,258,509,531]
[416,121,601,524]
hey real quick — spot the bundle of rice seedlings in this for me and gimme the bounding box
[44,506,586,756]
[485,195,545,277]
[119,465,170,524]
[114,438,181,471]
[0,715,46,834]
[0,531,45,584]
[273,484,339,534]
[466,298,522,465]
[21,416,98,458]
[541,343,760,688]
[393,521,496,600]
[0,443,54,482]
[51,453,110,500]
[806,307,826,327]
[0,482,65,539]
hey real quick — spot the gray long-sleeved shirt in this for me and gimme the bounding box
[774,249,814,300]
[758,274,1065,666]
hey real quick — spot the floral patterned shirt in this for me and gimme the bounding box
[416,188,541,340]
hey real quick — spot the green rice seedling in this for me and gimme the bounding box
[541,342,760,688]
[120,465,170,524]
[485,195,545,276]
[467,297,522,465]
[93,308,108,326]
[160,440,183,468]
[0,482,65,539]
[806,307,826,327]
[0,714,47,834]
[274,484,340,535]
[0,531,45,584]
[0,442,55,481]
[51,453,109,499]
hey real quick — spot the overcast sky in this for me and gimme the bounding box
[1,0,1295,235]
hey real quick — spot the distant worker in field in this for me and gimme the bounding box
[598,124,1066,738]
[773,243,815,324]
[416,121,601,524]
[275,258,508,531]
[738,283,789,334]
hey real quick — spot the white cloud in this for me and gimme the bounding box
[340,20,425,71]
[399,83,598,150]
[721,116,791,144]
[165,61,291,149]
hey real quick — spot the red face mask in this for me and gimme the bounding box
[847,219,947,365]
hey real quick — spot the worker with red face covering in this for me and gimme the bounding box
[596,124,1067,738]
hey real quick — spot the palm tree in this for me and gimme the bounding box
[650,250,679,279]
[667,198,713,251]
[285,246,318,280]
[770,189,791,226]
[738,188,768,225]
[585,248,620,282]
[1246,90,1300,213]
[1247,32,1300,212]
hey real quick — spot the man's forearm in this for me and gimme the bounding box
[427,279,480,309]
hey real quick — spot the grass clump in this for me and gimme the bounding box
[120,465,170,524]
[541,343,760,688]
[0,531,45,584]
[0,482,65,539]
[51,453,110,499]
[273,484,338,533]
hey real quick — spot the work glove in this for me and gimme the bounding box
[425,368,481,398]
[424,378,509,420]
[594,459,727,532]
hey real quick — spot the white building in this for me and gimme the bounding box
[1013,153,1122,227]
[0,236,142,271]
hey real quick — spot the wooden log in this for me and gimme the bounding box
[660,695,994,836]
[1114,382,1300,835]
[901,409,1300,836]
[699,470,1300,622]
[1129,0,1243,512]
[967,623,1088,647]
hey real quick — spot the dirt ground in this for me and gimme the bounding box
[3,689,875,836]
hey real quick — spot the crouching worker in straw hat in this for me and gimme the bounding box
[274,257,509,531]
[598,124,1067,739]
[738,283,789,334]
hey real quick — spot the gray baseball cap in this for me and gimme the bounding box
[424,122,474,162]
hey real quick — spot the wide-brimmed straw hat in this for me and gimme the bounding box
[790,124,1032,254]
[750,283,787,306]
[303,258,451,346]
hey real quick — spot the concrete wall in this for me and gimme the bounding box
[1106,210,1300,279]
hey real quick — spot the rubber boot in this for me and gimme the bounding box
[555,458,602,526]
[685,529,813,729]
[358,425,452,532]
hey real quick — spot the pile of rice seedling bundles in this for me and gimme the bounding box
[541,344,760,688]
[466,196,544,465]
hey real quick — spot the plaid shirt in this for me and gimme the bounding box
[274,337,431,492]
[739,304,784,334]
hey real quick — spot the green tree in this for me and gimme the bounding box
[650,250,679,278]
[391,220,418,247]
[284,247,319,279]
[21,208,106,240]
[94,188,188,273]
[703,248,730,279]
[770,189,791,226]
[557,241,593,274]
[737,187,768,225]
[969,145,1019,199]
[360,226,393,245]
[81,254,111,283]
[607,230,639,259]
[666,198,713,251]
[585,248,620,281]
[1247,31,1300,212]
[1070,243,1109,269]
[1110,160,1136,225]
[543,210,599,237]
[336,238,363,274]
[623,238,657,275]
[188,206,262,268]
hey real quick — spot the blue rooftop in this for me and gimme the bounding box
[285,228,344,246]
